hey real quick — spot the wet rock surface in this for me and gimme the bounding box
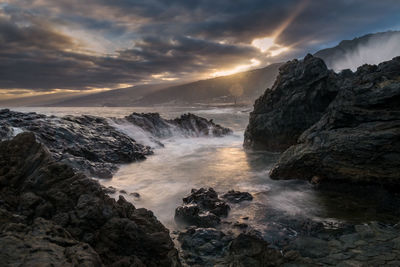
[125,112,232,138]
[0,133,181,266]
[269,56,400,185]
[244,54,340,151]
[222,190,253,203]
[175,188,230,228]
[0,109,152,178]
[0,109,232,179]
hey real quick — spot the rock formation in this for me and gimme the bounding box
[125,112,232,138]
[0,110,232,179]
[270,56,400,184]
[245,54,400,185]
[174,188,230,228]
[244,54,340,151]
[0,132,181,266]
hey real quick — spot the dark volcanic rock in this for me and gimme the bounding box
[222,190,253,203]
[0,109,152,178]
[174,188,230,227]
[0,133,181,266]
[244,54,340,151]
[270,56,400,185]
[125,112,232,138]
[225,231,287,267]
[169,113,232,137]
[178,227,233,265]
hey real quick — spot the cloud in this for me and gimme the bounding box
[0,0,399,93]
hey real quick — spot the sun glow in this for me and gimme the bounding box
[251,0,308,57]
[251,37,275,53]
[210,59,261,77]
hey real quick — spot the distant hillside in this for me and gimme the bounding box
[49,83,174,107]
[4,31,400,107]
[134,63,282,106]
[314,31,400,71]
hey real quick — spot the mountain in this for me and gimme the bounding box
[3,31,399,107]
[133,63,282,106]
[314,31,400,71]
[47,83,175,107]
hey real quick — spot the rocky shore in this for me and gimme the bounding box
[173,188,400,266]
[0,110,232,266]
[245,55,400,185]
[0,132,181,266]
[0,109,231,179]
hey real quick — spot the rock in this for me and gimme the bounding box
[233,222,249,229]
[130,192,141,198]
[244,54,340,151]
[103,186,117,194]
[225,231,287,266]
[0,110,152,178]
[178,227,232,263]
[169,113,232,137]
[0,216,102,267]
[289,237,330,258]
[222,190,253,203]
[0,133,181,266]
[125,112,232,138]
[270,56,400,185]
[175,188,230,227]
[0,110,232,179]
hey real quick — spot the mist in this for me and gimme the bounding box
[330,32,400,71]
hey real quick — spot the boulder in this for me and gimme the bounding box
[244,54,340,151]
[222,190,253,203]
[174,188,230,227]
[0,133,181,266]
[270,56,400,185]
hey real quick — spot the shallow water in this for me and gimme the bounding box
[10,106,400,241]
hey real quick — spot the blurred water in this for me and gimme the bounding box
[11,106,399,239]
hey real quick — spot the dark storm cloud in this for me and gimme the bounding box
[1,0,400,92]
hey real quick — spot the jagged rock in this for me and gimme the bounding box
[125,112,232,138]
[244,54,340,151]
[169,113,232,137]
[0,133,181,266]
[270,56,400,185]
[222,190,253,203]
[125,113,174,138]
[178,227,233,265]
[0,109,152,178]
[174,188,230,227]
[0,110,231,179]
[224,230,287,267]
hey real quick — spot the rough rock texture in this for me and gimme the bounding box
[0,133,181,266]
[0,109,151,178]
[125,112,232,138]
[175,188,230,228]
[0,110,232,178]
[244,54,340,151]
[270,56,400,185]
[221,190,253,203]
[169,113,232,137]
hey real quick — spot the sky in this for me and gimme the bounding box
[0,0,399,97]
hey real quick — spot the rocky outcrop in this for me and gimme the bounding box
[0,109,152,178]
[0,133,181,266]
[270,57,400,185]
[125,112,232,138]
[0,110,232,179]
[174,188,230,228]
[244,54,340,151]
[221,190,253,203]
